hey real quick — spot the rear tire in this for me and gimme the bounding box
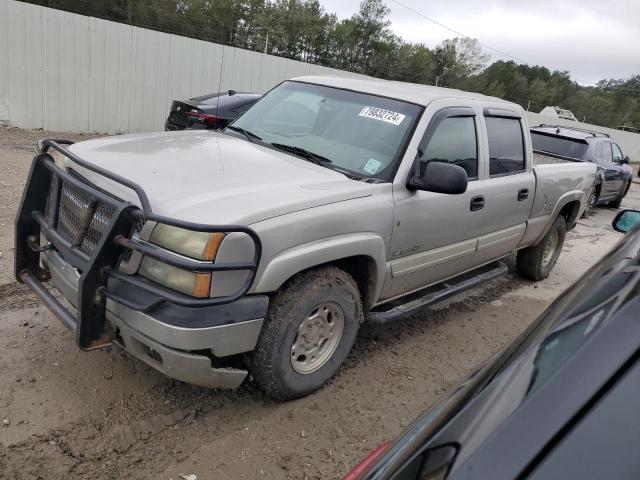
[250,266,363,400]
[582,185,598,218]
[607,181,629,209]
[517,215,566,281]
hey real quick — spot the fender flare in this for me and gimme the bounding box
[533,190,584,245]
[253,233,387,301]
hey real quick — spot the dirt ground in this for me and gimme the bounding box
[1,124,639,480]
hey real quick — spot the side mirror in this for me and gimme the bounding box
[612,209,640,233]
[407,161,468,194]
[622,155,631,165]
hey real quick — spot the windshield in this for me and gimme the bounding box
[531,131,588,160]
[228,81,422,180]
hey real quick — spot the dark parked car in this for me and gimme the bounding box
[530,124,633,214]
[165,90,261,130]
[344,209,640,480]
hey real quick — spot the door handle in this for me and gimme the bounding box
[518,188,529,201]
[470,195,485,211]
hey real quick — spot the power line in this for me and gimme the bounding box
[387,0,527,64]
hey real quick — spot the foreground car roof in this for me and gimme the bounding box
[291,75,510,107]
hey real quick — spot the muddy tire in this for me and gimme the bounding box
[250,266,363,400]
[607,181,629,209]
[517,215,566,281]
[582,184,598,218]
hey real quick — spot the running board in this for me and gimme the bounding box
[367,261,508,324]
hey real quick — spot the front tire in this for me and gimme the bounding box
[250,266,363,400]
[517,215,566,281]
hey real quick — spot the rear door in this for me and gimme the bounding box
[596,141,623,197]
[474,107,534,264]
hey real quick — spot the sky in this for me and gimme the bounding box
[320,0,640,85]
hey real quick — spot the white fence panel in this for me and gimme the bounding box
[2,0,640,160]
[0,0,9,122]
[0,0,363,134]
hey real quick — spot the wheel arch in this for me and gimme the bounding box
[559,199,581,229]
[253,233,386,309]
[595,179,602,197]
[533,191,584,245]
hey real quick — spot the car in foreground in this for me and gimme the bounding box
[16,76,594,400]
[343,209,640,480]
[164,90,261,130]
[531,124,633,215]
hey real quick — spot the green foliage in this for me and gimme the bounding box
[26,0,640,128]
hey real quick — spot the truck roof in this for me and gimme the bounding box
[291,75,514,108]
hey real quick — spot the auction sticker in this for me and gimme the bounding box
[363,158,382,175]
[359,106,405,126]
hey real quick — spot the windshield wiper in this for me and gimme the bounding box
[225,125,262,143]
[269,143,333,166]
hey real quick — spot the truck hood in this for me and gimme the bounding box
[67,130,373,225]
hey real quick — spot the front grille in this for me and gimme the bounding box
[56,183,108,248]
[119,217,146,264]
[54,181,115,254]
[80,202,115,253]
[44,171,145,258]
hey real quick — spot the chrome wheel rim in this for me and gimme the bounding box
[291,302,345,374]
[542,230,559,267]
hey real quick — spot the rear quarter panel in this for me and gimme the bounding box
[520,162,596,247]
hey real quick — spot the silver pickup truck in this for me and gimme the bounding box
[15,76,596,400]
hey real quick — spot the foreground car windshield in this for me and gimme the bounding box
[229,81,422,180]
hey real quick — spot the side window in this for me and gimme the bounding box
[593,143,604,163]
[485,116,525,176]
[420,116,478,179]
[611,143,624,162]
[601,142,613,162]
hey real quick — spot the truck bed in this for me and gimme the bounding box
[533,150,584,166]
[530,159,596,222]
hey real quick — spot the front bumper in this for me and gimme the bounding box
[43,249,267,388]
[15,139,265,389]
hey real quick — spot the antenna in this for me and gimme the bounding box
[215,48,225,118]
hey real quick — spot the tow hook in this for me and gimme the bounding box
[27,235,52,253]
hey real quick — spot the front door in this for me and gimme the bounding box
[384,100,486,300]
[609,143,627,191]
[597,141,623,197]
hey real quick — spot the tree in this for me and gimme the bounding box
[434,37,490,87]
[23,0,640,129]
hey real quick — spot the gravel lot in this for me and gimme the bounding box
[1,124,639,479]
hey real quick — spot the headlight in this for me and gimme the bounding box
[150,224,224,260]
[137,224,225,297]
[138,257,212,297]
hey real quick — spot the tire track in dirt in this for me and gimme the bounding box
[0,282,41,312]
